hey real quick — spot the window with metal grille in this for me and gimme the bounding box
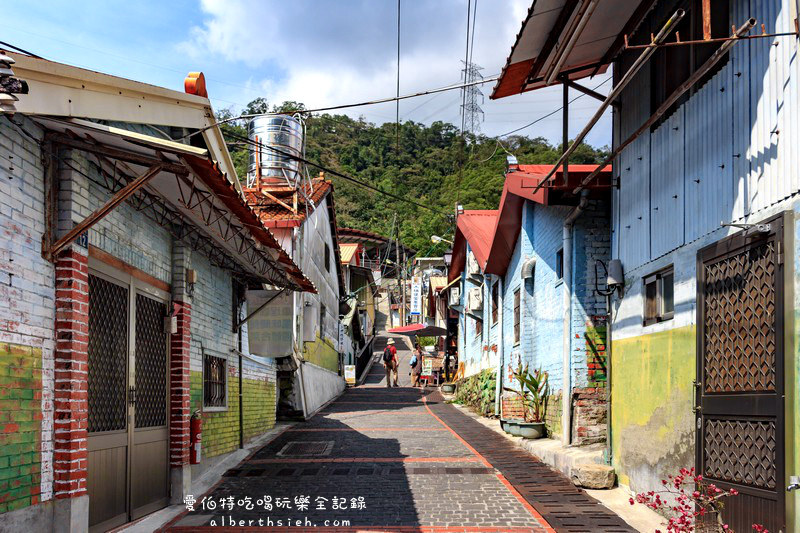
[491,282,499,324]
[643,265,674,326]
[204,354,227,408]
[513,288,521,345]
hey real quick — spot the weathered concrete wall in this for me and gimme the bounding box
[300,362,346,416]
[610,326,695,494]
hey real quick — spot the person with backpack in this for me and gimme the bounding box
[382,338,399,388]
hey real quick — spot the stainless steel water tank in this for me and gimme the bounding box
[247,114,303,188]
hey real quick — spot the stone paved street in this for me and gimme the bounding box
[163,337,632,532]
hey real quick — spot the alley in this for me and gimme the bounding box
[163,337,633,533]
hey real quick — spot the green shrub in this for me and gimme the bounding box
[452,369,496,417]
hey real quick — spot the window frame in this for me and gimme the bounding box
[203,350,229,412]
[474,316,483,340]
[643,265,675,326]
[556,248,564,280]
[513,288,521,345]
[320,303,326,338]
[324,243,331,273]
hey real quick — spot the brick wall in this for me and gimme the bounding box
[0,342,43,512]
[0,117,55,505]
[189,366,277,458]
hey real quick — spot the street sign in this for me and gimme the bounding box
[410,276,422,316]
[344,365,356,385]
[421,356,433,378]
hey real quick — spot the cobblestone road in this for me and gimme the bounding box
[164,337,632,532]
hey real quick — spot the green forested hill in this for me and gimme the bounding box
[219,101,609,254]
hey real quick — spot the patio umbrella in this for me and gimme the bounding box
[387,323,448,337]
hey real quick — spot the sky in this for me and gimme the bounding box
[2,0,612,148]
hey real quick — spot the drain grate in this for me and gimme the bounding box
[277,441,334,457]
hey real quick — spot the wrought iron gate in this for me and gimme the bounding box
[87,268,169,531]
[696,213,786,532]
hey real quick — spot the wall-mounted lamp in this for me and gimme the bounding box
[606,259,625,298]
[185,268,197,298]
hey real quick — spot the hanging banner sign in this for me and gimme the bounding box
[410,276,422,316]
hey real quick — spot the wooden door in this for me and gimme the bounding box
[696,212,787,532]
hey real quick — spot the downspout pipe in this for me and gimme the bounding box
[494,275,504,417]
[562,189,590,445]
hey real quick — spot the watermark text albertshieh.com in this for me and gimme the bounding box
[183,494,365,527]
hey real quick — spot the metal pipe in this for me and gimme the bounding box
[545,0,599,86]
[562,81,569,186]
[605,292,613,465]
[562,189,590,445]
[573,17,756,195]
[529,9,686,194]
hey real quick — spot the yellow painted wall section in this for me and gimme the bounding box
[611,325,695,492]
[303,335,339,373]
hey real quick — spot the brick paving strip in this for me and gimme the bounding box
[422,391,634,533]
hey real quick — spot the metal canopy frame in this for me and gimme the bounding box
[39,119,309,291]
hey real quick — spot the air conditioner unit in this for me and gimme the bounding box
[448,286,461,307]
[467,287,483,313]
[467,252,482,278]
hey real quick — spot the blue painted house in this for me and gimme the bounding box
[491,1,800,531]
[448,163,612,447]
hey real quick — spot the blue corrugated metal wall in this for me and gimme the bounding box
[615,0,799,272]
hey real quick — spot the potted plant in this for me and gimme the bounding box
[441,382,456,394]
[503,361,549,439]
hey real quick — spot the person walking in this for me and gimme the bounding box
[410,344,423,388]
[382,338,399,388]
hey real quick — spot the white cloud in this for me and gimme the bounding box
[181,0,611,146]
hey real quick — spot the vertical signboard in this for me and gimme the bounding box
[410,276,422,316]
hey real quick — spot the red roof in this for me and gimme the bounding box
[449,163,612,279]
[448,210,498,282]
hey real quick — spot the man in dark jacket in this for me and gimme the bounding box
[383,338,399,388]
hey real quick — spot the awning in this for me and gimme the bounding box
[387,324,448,337]
[492,0,652,99]
[36,117,314,291]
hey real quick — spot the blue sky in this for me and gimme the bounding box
[3,0,612,147]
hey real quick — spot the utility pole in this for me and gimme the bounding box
[401,249,407,326]
[394,220,402,327]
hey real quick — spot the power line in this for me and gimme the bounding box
[181,74,500,142]
[395,0,401,158]
[496,77,612,138]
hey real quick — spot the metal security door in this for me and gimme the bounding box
[130,292,169,519]
[87,273,130,532]
[87,267,170,531]
[696,213,786,533]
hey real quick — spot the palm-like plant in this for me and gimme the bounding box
[504,361,549,423]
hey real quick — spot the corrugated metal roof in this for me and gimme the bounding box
[340,243,361,265]
[492,0,651,99]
